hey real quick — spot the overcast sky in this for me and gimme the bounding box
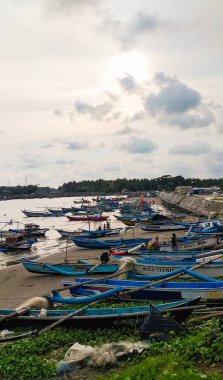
[0,0,223,187]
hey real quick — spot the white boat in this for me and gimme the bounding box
[133,258,223,278]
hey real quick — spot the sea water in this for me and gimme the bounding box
[0,196,122,268]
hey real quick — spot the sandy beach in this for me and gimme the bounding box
[0,228,162,309]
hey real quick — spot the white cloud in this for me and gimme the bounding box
[170,141,211,155]
[121,137,157,154]
[0,0,222,186]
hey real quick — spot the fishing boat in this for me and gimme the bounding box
[0,298,200,329]
[57,227,122,239]
[47,208,67,216]
[66,214,108,222]
[70,237,151,249]
[80,228,123,237]
[64,270,223,301]
[22,210,55,217]
[131,257,223,278]
[110,235,221,254]
[0,234,36,253]
[115,213,185,227]
[186,221,223,237]
[9,223,48,237]
[140,221,190,232]
[22,260,118,275]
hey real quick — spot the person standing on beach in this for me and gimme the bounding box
[153,236,160,251]
[171,233,178,250]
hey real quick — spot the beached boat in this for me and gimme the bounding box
[70,237,151,249]
[57,227,122,239]
[110,235,221,254]
[0,234,36,253]
[22,210,55,217]
[65,271,223,301]
[22,261,118,275]
[186,220,223,237]
[131,257,223,278]
[9,223,48,237]
[0,298,200,329]
[115,214,185,226]
[140,221,190,232]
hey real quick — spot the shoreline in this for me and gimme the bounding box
[0,228,156,309]
[0,242,109,309]
[0,198,174,309]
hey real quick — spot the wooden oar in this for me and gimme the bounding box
[194,310,223,320]
[87,263,103,273]
[0,330,38,343]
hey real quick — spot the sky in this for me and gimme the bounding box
[0,0,223,188]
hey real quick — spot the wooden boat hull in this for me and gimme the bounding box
[70,237,151,249]
[22,210,54,217]
[140,224,188,232]
[66,215,108,222]
[134,260,223,278]
[116,217,185,227]
[57,228,122,239]
[0,298,200,329]
[66,278,223,301]
[22,261,118,275]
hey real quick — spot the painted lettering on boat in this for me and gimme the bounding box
[142,267,173,273]
[113,317,144,326]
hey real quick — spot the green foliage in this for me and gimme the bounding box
[58,176,223,193]
[1,175,222,195]
[2,318,223,379]
[0,326,136,380]
[101,354,222,380]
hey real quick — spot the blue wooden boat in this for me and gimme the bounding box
[70,237,151,249]
[22,210,55,217]
[0,297,200,329]
[186,221,223,237]
[110,234,221,253]
[9,223,48,237]
[64,271,223,301]
[22,261,119,275]
[57,227,122,239]
[47,208,67,216]
[50,287,124,304]
[80,228,123,237]
[115,213,185,227]
[0,234,37,253]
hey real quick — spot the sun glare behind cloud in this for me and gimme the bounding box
[109,52,149,81]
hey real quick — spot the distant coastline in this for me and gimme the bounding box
[0,191,145,201]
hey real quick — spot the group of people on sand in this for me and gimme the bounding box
[147,232,178,251]
[97,220,111,231]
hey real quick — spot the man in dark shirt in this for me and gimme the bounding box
[171,233,178,250]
